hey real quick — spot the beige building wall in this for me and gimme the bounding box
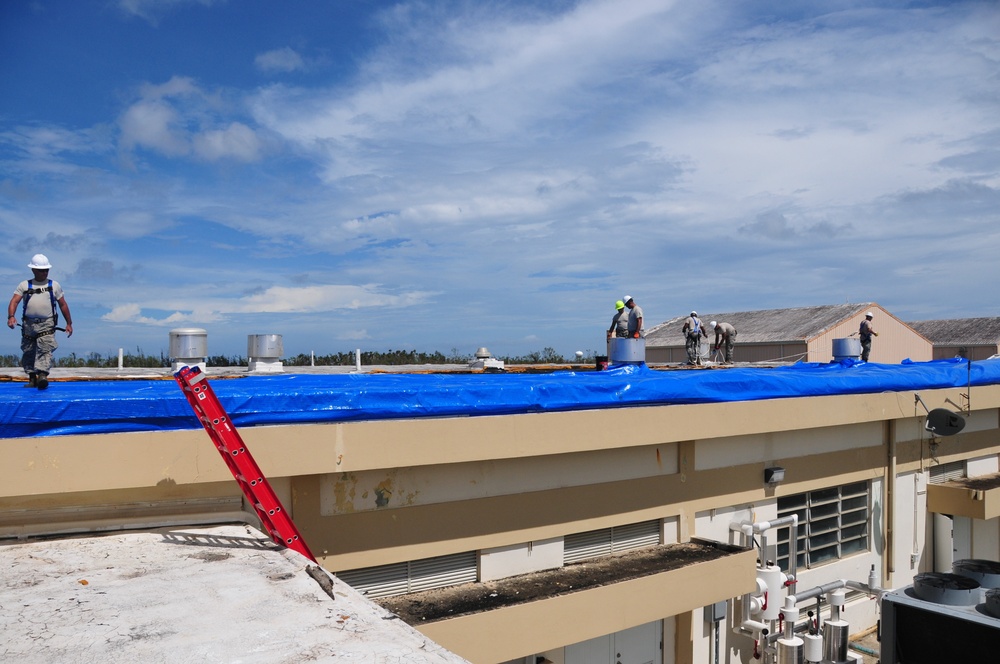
[931,344,1000,361]
[646,304,933,364]
[2,384,999,663]
[807,305,932,363]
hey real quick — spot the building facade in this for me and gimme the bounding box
[3,368,1000,663]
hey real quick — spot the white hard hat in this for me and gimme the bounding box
[623,295,633,303]
[690,311,698,316]
[710,321,717,328]
[28,254,52,270]
[865,311,873,318]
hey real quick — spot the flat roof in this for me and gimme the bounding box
[0,524,469,663]
[2,359,997,439]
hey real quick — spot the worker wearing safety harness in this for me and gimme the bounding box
[682,310,708,366]
[7,254,74,389]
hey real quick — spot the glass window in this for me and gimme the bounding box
[775,481,870,571]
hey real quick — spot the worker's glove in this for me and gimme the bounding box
[632,332,640,339]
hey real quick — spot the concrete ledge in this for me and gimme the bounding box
[380,540,755,662]
[927,472,1000,520]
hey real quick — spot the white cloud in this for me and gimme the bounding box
[236,284,434,314]
[106,210,171,239]
[119,99,189,156]
[193,123,262,161]
[255,47,306,73]
[118,77,264,162]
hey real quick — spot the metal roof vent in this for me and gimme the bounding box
[169,328,208,373]
[470,347,504,372]
[247,334,284,373]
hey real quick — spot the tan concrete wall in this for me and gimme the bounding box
[932,344,1000,361]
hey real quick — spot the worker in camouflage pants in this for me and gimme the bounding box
[7,254,74,390]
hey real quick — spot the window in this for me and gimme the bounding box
[563,519,661,564]
[776,481,869,571]
[336,551,477,598]
[929,461,965,483]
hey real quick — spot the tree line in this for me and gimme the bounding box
[0,346,594,369]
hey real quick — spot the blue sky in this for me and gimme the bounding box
[2,0,998,360]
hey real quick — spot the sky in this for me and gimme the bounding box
[1,0,998,360]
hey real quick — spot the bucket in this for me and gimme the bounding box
[595,356,608,371]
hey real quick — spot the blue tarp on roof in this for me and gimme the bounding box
[2,358,998,439]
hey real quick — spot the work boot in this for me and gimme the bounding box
[36,373,49,390]
[24,373,37,388]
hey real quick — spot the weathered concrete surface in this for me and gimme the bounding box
[0,524,468,664]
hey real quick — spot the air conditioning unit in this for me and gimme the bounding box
[880,561,1000,664]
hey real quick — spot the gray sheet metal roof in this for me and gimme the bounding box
[646,303,876,346]
[907,317,1000,345]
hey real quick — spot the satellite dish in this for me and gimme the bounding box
[925,408,966,436]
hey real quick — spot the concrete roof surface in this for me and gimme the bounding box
[907,317,1000,345]
[645,302,876,346]
[0,524,468,664]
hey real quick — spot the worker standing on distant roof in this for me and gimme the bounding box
[682,310,707,365]
[859,311,878,362]
[710,321,738,364]
[607,300,629,340]
[7,254,73,390]
[623,295,644,338]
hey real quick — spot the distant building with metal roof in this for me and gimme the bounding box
[908,317,1000,360]
[645,302,933,364]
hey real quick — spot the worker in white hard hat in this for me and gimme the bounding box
[607,300,629,341]
[622,295,644,339]
[7,254,74,389]
[859,311,877,362]
[710,320,738,364]
[681,310,708,365]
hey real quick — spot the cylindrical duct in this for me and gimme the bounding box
[247,334,283,358]
[832,338,861,360]
[169,328,208,359]
[822,620,849,663]
[776,637,804,664]
[608,337,645,363]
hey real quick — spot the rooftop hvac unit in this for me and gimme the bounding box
[880,565,1000,664]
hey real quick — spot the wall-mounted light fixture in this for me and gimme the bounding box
[764,466,785,486]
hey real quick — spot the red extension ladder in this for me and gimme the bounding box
[174,365,316,562]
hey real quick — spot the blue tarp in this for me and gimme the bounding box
[2,358,998,439]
